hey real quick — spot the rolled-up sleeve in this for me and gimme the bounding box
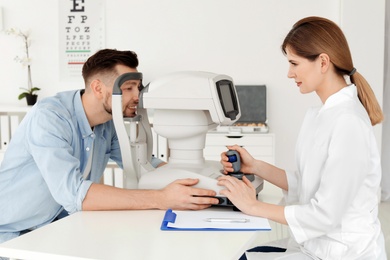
[284,169,299,205]
[75,180,93,212]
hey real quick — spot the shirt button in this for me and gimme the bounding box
[91,134,95,138]
[86,147,90,151]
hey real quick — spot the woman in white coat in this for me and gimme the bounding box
[218,16,387,260]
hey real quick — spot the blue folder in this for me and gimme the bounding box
[160,209,271,231]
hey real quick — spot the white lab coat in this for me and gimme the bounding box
[247,85,387,259]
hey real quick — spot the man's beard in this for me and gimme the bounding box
[103,95,113,115]
[104,96,128,116]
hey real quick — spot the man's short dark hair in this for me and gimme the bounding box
[82,49,139,84]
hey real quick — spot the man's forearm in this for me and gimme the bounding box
[82,183,162,211]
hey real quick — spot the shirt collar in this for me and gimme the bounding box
[73,90,94,139]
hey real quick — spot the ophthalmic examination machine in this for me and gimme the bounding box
[112,71,263,206]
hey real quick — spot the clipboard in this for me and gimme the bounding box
[161,209,271,231]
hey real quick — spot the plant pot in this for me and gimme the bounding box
[26,94,38,106]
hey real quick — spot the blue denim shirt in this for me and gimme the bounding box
[0,90,160,243]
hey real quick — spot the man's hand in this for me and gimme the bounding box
[159,178,220,210]
[82,179,220,211]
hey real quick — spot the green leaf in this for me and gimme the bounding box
[18,92,28,100]
[30,87,41,93]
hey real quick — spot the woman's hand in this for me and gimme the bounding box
[217,175,259,215]
[220,145,256,175]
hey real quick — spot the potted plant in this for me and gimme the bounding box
[5,28,40,106]
[18,87,41,106]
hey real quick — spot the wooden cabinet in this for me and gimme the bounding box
[204,131,275,164]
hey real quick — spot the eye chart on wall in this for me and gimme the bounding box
[59,0,105,81]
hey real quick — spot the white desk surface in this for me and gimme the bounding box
[0,183,283,260]
[0,208,270,260]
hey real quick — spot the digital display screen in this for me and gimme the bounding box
[219,83,235,112]
[216,80,239,120]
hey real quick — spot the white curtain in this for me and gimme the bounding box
[381,0,390,201]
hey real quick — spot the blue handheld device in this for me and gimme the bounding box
[226,150,241,173]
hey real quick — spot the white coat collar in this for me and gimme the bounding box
[319,84,357,113]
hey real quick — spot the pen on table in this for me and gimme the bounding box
[204,218,250,223]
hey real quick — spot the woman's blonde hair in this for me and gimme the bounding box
[281,16,383,126]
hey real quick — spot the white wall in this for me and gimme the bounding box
[341,0,385,155]
[0,0,384,170]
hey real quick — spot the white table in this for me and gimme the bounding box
[0,208,271,260]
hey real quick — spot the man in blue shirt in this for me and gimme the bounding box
[0,49,219,244]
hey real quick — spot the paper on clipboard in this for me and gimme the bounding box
[161,209,271,231]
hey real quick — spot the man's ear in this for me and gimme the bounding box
[319,53,330,73]
[90,79,104,99]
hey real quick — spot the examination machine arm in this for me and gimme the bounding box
[112,72,154,189]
